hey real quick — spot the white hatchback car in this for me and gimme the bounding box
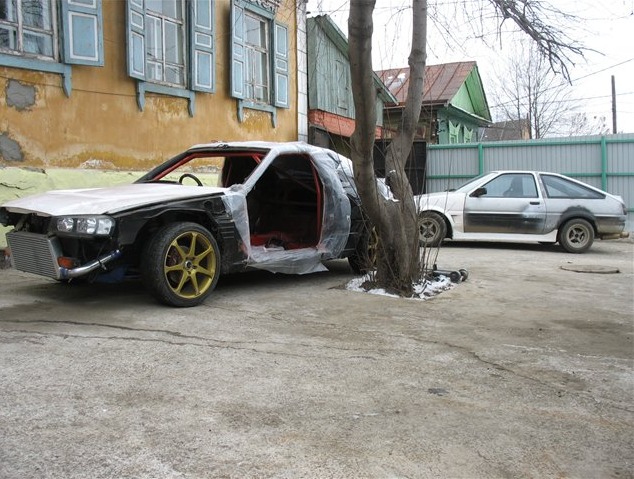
[417,171,628,253]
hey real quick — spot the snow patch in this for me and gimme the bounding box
[346,273,455,300]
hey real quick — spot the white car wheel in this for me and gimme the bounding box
[559,219,594,253]
[418,211,447,247]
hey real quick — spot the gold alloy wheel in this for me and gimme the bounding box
[349,224,380,275]
[163,230,217,299]
[367,226,379,267]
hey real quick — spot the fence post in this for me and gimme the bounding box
[600,136,608,191]
[478,142,484,175]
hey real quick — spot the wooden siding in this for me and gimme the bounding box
[306,15,392,129]
[307,18,355,120]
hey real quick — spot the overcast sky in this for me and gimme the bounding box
[306,0,634,134]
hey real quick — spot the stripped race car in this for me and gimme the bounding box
[0,142,375,307]
[417,171,628,253]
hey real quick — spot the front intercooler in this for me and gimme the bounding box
[6,231,63,279]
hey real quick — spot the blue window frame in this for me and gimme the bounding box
[230,0,289,126]
[449,121,460,144]
[464,127,473,143]
[0,0,103,96]
[127,0,215,117]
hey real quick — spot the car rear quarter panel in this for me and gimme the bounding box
[544,198,626,235]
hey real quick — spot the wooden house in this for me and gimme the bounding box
[377,61,492,144]
[306,15,396,156]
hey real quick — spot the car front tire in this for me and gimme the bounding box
[418,211,447,247]
[142,222,221,307]
[559,219,594,253]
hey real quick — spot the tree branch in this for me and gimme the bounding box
[488,0,585,81]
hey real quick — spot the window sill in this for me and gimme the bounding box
[0,53,72,96]
[237,100,278,127]
[136,82,196,117]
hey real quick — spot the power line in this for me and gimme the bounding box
[490,90,634,110]
[571,57,634,83]
[487,58,634,110]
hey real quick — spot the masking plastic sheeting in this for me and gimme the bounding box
[221,147,352,275]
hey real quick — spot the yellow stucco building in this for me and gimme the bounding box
[0,0,307,170]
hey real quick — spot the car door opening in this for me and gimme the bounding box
[246,154,323,250]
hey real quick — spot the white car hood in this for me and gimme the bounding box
[2,183,228,216]
[415,191,466,211]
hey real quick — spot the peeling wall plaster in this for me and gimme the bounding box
[5,80,36,111]
[0,133,24,162]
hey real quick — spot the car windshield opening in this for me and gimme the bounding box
[220,155,262,187]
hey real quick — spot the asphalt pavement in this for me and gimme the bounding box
[0,239,632,478]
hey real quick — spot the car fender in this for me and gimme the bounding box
[556,207,597,233]
[115,195,229,245]
[416,191,466,236]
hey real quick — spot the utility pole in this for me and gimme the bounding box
[611,75,617,134]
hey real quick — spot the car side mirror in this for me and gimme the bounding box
[470,187,487,197]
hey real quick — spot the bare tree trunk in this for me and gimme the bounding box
[344,0,583,294]
[348,0,427,294]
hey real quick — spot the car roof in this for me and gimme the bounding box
[187,140,321,153]
[486,171,559,175]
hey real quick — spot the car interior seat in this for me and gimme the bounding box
[504,177,523,197]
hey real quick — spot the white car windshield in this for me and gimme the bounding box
[454,173,490,192]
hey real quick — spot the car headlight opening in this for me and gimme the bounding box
[55,216,115,236]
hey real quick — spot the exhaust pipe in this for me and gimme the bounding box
[600,232,630,240]
[60,250,122,279]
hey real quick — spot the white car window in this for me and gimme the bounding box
[541,174,605,199]
[480,173,538,198]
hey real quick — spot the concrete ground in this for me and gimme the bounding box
[0,239,632,479]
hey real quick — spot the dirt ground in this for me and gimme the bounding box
[0,239,632,479]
